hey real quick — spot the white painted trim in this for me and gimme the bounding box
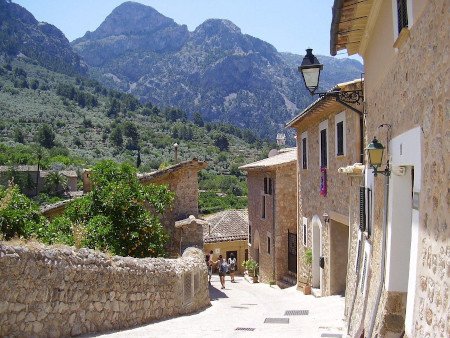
[311,215,323,290]
[361,240,372,295]
[387,126,422,336]
[319,120,328,168]
[335,111,346,157]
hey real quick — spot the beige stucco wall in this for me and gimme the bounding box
[347,1,449,337]
[0,243,210,337]
[293,103,362,296]
[204,239,248,275]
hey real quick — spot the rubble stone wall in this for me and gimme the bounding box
[0,244,210,337]
[348,1,449,337]
[293,105,362,295]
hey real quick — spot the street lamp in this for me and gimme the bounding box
[298,48,364,115]
[299,48,323,95]
[366,137,389,176]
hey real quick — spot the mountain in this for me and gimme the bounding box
[72,1,363,139]
[0,0,85,75]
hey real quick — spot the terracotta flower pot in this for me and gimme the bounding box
[303,285,311,295]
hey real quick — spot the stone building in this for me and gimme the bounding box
[203,209,248,275]
[287,79,364,297]
[138,159,207,257]
[240,149,297,285]
[329,1,448,337]
[0,165,78,196]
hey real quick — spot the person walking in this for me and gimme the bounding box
[217,255,228,289]
[228,253,237,283]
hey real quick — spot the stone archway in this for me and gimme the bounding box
[311,215,322,291]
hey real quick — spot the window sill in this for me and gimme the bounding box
[393,27,410,49]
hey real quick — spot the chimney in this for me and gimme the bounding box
[276,133,286,147]
[173,143,179,163]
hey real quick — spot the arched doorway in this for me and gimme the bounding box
[311,215,322,291]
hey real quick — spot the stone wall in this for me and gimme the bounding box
[347,1,449,337]
[247,171,274,283]
[274,163,297,281]
[0,243,210,337]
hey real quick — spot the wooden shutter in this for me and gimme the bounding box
[359,186,366,231]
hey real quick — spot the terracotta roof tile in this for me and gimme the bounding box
[239,149,296,170]
[203,209,248,243]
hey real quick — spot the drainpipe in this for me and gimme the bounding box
[368,169,389,337]
[272,175,276,282]
[346,229,363,334]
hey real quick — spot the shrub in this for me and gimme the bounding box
[61,161,175,257]
[0,185,45,240]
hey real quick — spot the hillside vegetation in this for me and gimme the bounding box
[0,58,271,211]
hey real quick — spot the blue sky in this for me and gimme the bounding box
[13,0,360,60]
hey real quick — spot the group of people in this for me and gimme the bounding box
[205,250,237,289]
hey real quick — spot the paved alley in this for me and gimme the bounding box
[88,274,346,338]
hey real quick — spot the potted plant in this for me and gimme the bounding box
[303,248,312,295]
[243,258,259,283]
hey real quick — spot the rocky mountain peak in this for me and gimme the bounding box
[0,0,85,75]
[193,19,242,37]
[80,1,177,41]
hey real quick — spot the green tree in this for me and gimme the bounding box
[110,126,123,147]
[44,171,68,196]
[193,112,204,127]
[106,98,121,117]
[35,124,56,148]
[62,161,175,257]
[0,185,45,240]
[13,128,25,143]
[213,133,229,151]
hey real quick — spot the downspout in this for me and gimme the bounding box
[368,169,389,337]
[272,175,276,283]
[347,227,363,334]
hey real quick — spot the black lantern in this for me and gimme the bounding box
[366,137,386,176]
[298,48,323,95]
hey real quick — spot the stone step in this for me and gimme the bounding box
[277,280,294,289]
[277,274,297,289]
[281,275,297,285]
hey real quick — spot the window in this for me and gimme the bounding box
[301,132,308,169]
[392,0,413,42]
[302,217,308,246]
[319,120,328,168]
[261,195,266,219]
[249,223,252,244]
[359,186,373,238]
[264,176,272,195]
[267,236,271,254]
[335,111,346,156]
[396,0,408,34]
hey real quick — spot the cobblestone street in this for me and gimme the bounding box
[88,274,346,338]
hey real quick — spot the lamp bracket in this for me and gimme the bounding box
[316,89,364,115]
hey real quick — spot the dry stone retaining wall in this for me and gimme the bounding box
[0,243,210,337]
